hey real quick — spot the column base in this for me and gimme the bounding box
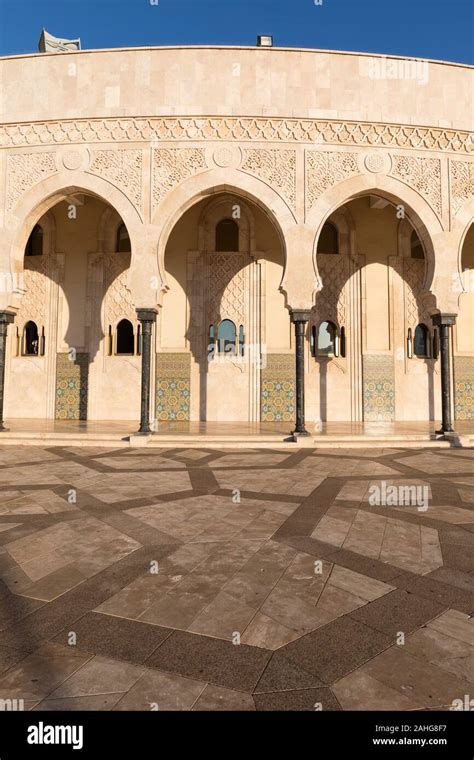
[291,429,311,441]
[435,427,454,436]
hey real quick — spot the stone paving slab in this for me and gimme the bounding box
[0,445,472,711]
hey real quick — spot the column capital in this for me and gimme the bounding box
[136,308,158,323]
[0,311,16,325]
[290,309,311,324]
[432,313,457,327]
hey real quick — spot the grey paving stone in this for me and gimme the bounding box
[349,589,447,636]
[253,687,341,711]
[146,629,271,692]
[53,611,172,664]
[280,616,393,684]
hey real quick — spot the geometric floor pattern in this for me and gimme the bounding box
[0,445,472,711]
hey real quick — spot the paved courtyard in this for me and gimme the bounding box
[0,445,472,711]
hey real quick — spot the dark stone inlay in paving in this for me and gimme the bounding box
[349,589,447,636]
[255,651,324,693]
[280,616,393,685]
[53,611,172,664]
[146,629,272,693]
[253,687,342,711]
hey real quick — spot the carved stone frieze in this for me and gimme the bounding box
[88,149,143,215]
[306,151,359,211]
[6,152,57,211]
[0,117,471,153]
[449,159,474,215]
[152,148,207,208]
[390,154,442,218]
[241,148,296,211]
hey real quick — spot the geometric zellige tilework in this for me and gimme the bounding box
[55,352,89,420]
[454,356,474,420]
[362,354,395,422]
[261,353,295,422]
[155,353,191,421]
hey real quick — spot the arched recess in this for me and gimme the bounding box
[4,209,62,419]
[6,172,142,303]
[308,173,441,307]
[453,218,474,421]
[160,186,288,424]
[5,178,141,421]
[307,180,441,424]
[152,168,294,305]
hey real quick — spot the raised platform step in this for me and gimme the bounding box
[0,430,469,449]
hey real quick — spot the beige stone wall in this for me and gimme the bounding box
[0,46,472,423]
[0,47,471,129]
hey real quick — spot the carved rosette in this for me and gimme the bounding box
[152,148,207,209]
[241,148,296,211]
[88,149,143,216]
[450,160,474,215]
[390,155,442,218]
[306,151,359,211]
[6,152,57,211]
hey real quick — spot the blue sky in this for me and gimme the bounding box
[0,0,473,64]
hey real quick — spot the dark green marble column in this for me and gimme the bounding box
[432,313,456,435]
[291,309,311,438]
[0,311,15,432]
[136,308,157,434]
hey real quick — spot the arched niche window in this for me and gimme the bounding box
[317,321,338,357]
[116,319,135,355]
[414,324,429,358]
[216,219,239,252]
[116,223,131,253]
[25,225,43,257]
[410,230,425,259]
[217,319,236,355]
[317,222,338,255]
[22,321,40,355]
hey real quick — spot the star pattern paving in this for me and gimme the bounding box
[0,445,472,711]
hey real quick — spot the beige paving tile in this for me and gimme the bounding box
[0,646,92,701]
[192,684,255,710]
[241,612,300,649]
[50,656,144,698]
[332,669,424,710]
[328,565,395,601]
[427,610,474,646]
[113,669,206,711]
[188,591,257,640]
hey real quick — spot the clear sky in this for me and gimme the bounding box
[0,0,473,64]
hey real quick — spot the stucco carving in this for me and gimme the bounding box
[241,148,296,211]
[306,151,359,211]
[0,117,471,153]
[6,152,57,211]
[390,155,442,218]
[208,253,246,326]
[450,160,474,215]
[152,148,207,208]
[103,252,135,325]
[313,253,350,327]
[18,255,50,324]
[403,258,431,329]
[88,149,143,215]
